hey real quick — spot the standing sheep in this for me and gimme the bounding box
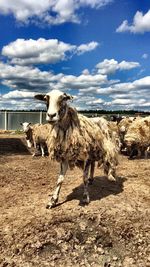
[118,117,137,151]
[35,90,118,209]
[21,122,50,157]
[124,116,150,159]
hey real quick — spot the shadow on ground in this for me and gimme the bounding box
[0,137,30,155]
[55,176,126,207]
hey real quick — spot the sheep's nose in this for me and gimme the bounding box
[47,113,56,119]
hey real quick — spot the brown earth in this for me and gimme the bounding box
[0,134,150,267]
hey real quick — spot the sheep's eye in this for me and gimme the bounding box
[44,95,50,109]
[58,95,66,105]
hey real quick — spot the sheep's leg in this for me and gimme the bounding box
[82,160,91,205]
[41,144,45,157]
[144,149,148,159]
[107,167,116,181]
[46,160,68,209]
[104,162,116,182]
[137,148,142,158]
[97,158,103,168]
[144,147,149,159]
[88,161,95,185]
[32,141,37,157]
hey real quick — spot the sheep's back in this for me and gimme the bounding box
[125,117,150,146]
[32,124,51,143]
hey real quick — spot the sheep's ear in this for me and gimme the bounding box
[34,94,46,101]
[20,123,23,126]
[63,93,73,101]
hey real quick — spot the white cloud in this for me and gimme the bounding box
[111,99,135,105]
[79,0,113,8]
[142,53,148,59]
[2,90,36,99]
[0,0,50,22]
[86,98,104,105]
[0,60,150,111]
[82,69,90,75]
[76,41,99,55]
[0,61,64,92]
[2,38,99,65]
[0,98,46,110]
[110,98,148,111]
[59,72,107,89]
[140,102,150,107]
[133,76,150,89]
[0,0,113,25]
[0,60,108,96]
[116,10,150,33]
[2,38,75,65]
[97,76,150,95]
[96,59,140,74]
[119,60,140,70]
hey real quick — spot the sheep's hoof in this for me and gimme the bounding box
[88,178,94,185]
[81,194,90,206]
[46,197,58,209]
[108,175,116,182]
[46,202,56,209]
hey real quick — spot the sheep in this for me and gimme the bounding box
[124,116,150,159]
[118,116,137,151]
[35,89,118,209]
[21,122,50,157]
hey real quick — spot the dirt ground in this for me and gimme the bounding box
[0,134,150,267]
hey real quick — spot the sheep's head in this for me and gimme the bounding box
[20,122,31,133]
[20,122,32,148]
[35,90,73,123]
[124,136,137,148]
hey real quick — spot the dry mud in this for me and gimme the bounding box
[0,134,150,267]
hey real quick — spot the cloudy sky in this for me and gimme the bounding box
[0,0,150,111]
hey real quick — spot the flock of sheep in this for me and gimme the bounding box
[21,89,150,209]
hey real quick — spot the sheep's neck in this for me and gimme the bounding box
[26,128,33,143]
[58,113,72,131]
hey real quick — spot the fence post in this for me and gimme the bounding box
[5,111,8,130]
[40,111,43,124]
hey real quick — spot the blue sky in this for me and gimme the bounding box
[0,0,150,111]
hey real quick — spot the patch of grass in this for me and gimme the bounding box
[15,129,23,134]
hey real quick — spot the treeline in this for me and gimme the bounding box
[0,109,150,115]
[79,110,150,116]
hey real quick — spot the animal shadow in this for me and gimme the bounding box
[56,176,126,207]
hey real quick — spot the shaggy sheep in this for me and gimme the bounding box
[21,122,50,157]
[124,116,150,159]
[35,90,118,208]
[118,117,137,151]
